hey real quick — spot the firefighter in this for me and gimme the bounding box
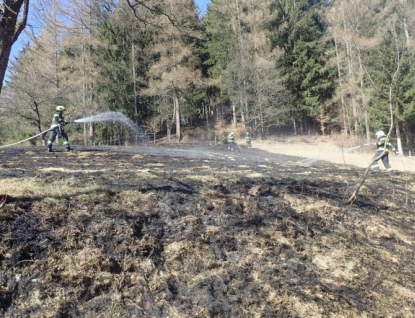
[47,105,72,152]
[372,130,396,175]
[245,132,252,148]
[227,132,235,151]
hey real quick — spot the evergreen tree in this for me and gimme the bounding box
[203,0,289,135]
[367,23,415,153]
[269,0,336,133]
[95,2,147,120]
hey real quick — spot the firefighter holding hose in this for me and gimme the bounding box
[372,130,396,175]
[47,105,72,152]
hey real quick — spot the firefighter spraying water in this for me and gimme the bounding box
[47,105,72,152]
[0,111,145,150]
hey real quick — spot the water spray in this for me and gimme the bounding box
[0,111,144,149]
[74,111,144,144]
[344,143,372,152]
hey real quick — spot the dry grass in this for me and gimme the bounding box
[1,144,415,317]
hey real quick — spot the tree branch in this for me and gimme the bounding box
[12,0,29,44]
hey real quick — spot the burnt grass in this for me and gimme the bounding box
[1,144,415,317]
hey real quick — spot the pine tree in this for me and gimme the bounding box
[269,0,336,134]
[203,0,289,135]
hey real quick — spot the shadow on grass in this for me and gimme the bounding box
[1,146,414,317]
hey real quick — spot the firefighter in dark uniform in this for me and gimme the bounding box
[372,130,395,175]
[245,132,252,148]
[47,105,71,152]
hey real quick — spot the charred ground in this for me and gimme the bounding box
[1,143,415,317]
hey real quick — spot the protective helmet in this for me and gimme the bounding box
[230,132,234,136]
[246,132,250,135]
[56,105,66,111]
[375,130,385,138]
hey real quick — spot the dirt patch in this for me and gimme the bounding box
[1,142,415,317]
[252,136,415,173]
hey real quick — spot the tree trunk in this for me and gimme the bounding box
[131,22,138,115]
[395,122,403,155]
[0,0,29,94]
[52,0,59,98]
[334,37,349,135]
[358,52,370,144]
[240,101,245,129]
[89,123,95,146]
[232,101,237,128]
[345,40,358,133]
[174,93,181,142]
[167,120,171,141]
[403,122,413,155]
[293,119,297,135]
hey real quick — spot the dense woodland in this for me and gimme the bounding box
[1,0,415,153]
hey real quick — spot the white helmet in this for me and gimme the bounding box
[375,131,385,138]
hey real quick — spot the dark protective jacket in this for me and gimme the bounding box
[376,136,395,153]
[50,110,65,128]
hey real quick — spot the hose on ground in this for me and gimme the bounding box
[0,128,51,150]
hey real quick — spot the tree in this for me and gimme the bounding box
[366,24,415,155]
[141,0,202,142]
[57,0,116,145]
[94,1,151,121]
[2,0,70,145]
[145,114,163,144]
[203,0,289,135]
[327,0,390,140]
[0,0,29,94]
[269,0,336,134]
[3,40,56,145]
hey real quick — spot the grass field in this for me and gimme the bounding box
[1,138,414,317]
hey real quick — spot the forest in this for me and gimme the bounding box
[1,0,415,151]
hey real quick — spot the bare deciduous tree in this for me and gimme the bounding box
[145,115,163,144]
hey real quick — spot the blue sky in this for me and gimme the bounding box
[195,0,210,16]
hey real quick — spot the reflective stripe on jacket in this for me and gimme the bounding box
[51,111,65,128]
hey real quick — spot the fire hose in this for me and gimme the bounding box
[0,120,77,150]
[0,127,52,150]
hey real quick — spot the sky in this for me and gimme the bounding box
[5,0,211,85]
[195,0,210,16]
